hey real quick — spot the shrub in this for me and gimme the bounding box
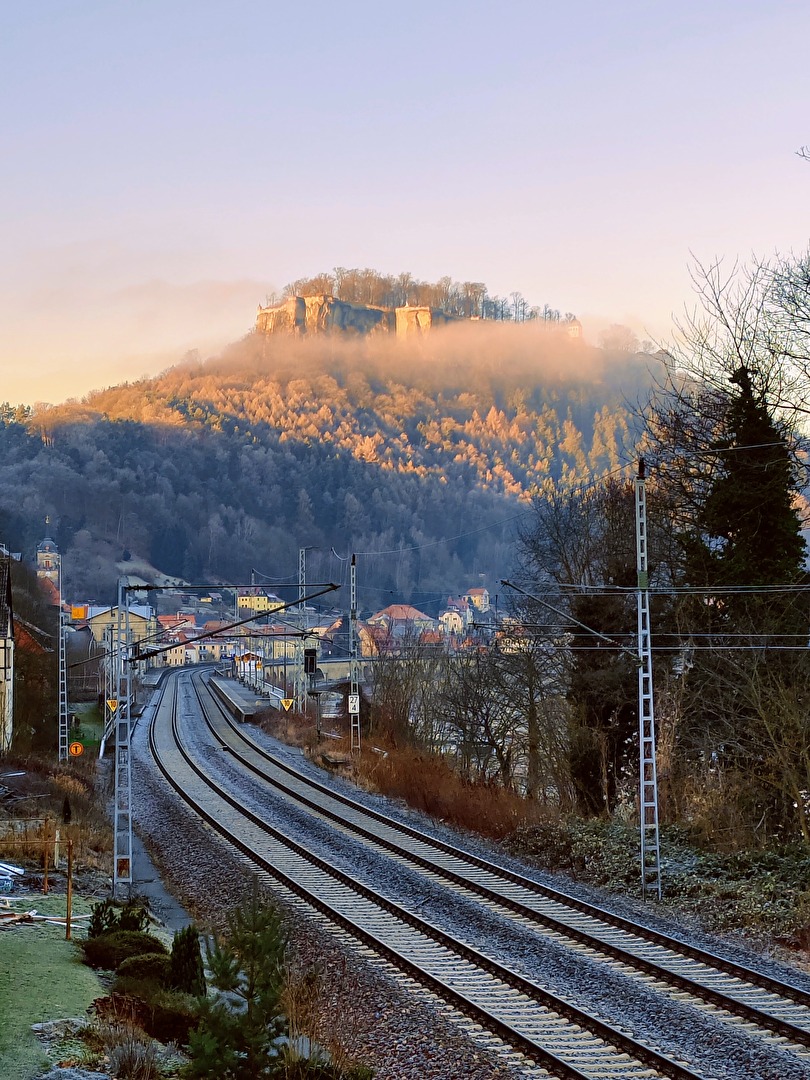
[184,882,287,1079]
[107,1033,158,1080]
[94,988,198,1047]
[88,899,118,939]
[88,898,150,938]
[118,901,151,933]
[140,989,198,1045]
[82,930,168,970]
[117,952,172,985]
[169,924,206,996]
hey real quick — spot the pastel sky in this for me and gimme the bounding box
[2,1,808,406]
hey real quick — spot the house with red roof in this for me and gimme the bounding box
[367,604,436,640]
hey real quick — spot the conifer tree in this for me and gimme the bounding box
[656,363,810,838]
[688,365,806,631]
[184,884,287,1080]
[169,923,206,997]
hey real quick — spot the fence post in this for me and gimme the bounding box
[42,823,50,895]
[65,840,73,941]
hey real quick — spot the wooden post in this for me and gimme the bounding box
[42,823,50,895]
[65,840,73,941]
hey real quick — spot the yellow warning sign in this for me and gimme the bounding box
[281,698,294,711]
[68,741,84,757]
[107,699,118,712]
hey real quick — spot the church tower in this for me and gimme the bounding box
[36,518,61,599]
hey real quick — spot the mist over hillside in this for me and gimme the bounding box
[1,322,659,605]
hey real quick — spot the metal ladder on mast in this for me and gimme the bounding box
[635,461,662,900]
[113,581,133,899]
[349,554,361,753]
[57,597,69,761]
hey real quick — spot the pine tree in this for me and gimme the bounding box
[184,883,287,1080]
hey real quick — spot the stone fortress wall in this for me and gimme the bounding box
[255,294,460,338]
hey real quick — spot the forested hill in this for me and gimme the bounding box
[2,322,658,602]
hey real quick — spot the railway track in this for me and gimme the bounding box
[191,672,810,1053]
[147,669,810,1078]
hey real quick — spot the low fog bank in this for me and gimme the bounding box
[171,319,662,401]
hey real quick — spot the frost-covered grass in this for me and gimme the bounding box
[507,820,810,944]
[0,895,103,1080]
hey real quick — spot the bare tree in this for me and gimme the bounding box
[662,255,810,421]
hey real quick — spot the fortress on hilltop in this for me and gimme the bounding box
[255,294,462,339]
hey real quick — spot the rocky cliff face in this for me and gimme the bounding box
[256,295,458,338]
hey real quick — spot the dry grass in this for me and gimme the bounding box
[256,710,543,840]
[354,737,542,840]
[256,708,320,751]
[0,752,112,870]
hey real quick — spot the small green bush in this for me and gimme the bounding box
[168,924,206,997]
[88,898,150,938]
[88,899,118,939]
[140,989,199,1045]
[82,930,168,971]
[117,952,172,985]
[117,902,150,933]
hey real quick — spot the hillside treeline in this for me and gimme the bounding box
[0,323,652,602]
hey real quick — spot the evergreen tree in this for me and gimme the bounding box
[671,367,810,837]
[169,923,206,997]
[184,884,287,1080]
[688,366,806,629]
[516,478,641,816]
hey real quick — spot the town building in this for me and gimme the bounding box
[236,589,286,616]
[465,586,490,613]
[35,530,61,606]
[82,605,158,652]
[366,604,436,641]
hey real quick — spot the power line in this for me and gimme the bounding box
[552,582,810,595]
[130,584,340,664]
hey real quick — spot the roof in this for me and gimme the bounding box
[447,596,469,610]
[38,577,61,606]
[467,586,487,595]
[369,604,434,623]
[87,604,154,621]
[16,623,49,654]
[158,614,189,627]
